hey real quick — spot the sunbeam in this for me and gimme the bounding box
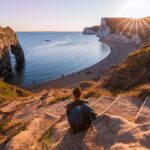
[114,17,149,34]
[129,19,136,33]
[121,19,133,32]
[138,19,145,34]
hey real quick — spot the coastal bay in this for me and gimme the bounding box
[7,32,110,87]
[28,39,138,91]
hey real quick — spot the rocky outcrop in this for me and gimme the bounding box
[52,114,150,150]
[0,26,24,78]
[83,26,99,35]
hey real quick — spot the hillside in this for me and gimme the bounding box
[0,43,150,149]
[0,81,31,104]
[102,43,150,94]
[2,93,149,150]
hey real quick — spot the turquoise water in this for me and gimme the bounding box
[7,32,111,87]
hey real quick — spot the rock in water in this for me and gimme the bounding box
[0,26,25,78]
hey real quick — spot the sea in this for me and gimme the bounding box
[7,32,111,87]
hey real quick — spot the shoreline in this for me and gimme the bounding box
[26,39,138,92]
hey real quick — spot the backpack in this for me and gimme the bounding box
[68,104,97,133]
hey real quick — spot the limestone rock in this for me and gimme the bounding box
[97,17,150,44]
[0,26,24,78]
[83,26,99,35]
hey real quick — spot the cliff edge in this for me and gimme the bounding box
[0,26,24,78]
[83,26,99,35]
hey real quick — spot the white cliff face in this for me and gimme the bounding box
[108,33,130,43]
[98,18,141,44]
[98,18,111,38]
[107,32,141,44]
[131,33,141,44]
[83,28,97,35]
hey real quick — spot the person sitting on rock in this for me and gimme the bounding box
[66,87,97,134]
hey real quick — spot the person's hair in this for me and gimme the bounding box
[73,87,81,98]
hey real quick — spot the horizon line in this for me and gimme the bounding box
[15,30,82,32]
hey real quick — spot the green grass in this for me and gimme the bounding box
[0,81,31,104]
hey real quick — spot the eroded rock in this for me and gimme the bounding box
[0,26,24,78]
[52,114,150,150]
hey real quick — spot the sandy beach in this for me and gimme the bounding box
[27,40,138,91]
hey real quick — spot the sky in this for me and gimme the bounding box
[0,0,150,31]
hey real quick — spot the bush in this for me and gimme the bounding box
[83,91,101,99]
[79,81,93,90]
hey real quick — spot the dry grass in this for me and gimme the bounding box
[38,126,55,150]
[80,81,113,99]
[0,81,31,104]
[102,43,150,95]
[123,84,150,99]
[47,89,72,105]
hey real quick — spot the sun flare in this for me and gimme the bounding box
[115,17,150,34]
[120,0,150,19]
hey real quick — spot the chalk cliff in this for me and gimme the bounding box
[0,26,24,78]
[83,26,99,35]
[97,17,150,44]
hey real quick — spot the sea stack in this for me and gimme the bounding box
[0,26,25,78]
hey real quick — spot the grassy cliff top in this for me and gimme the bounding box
[102,43,150,95]
[0,81,31,104]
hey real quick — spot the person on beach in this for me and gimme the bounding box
[61,74,64,78]
[32,80,36,86]
[66,87,97,134]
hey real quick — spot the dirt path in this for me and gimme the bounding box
[3,95,150,150]
[91,96,115,114]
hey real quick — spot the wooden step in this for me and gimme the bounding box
[13,100,70,123]
[1,101,22,113]
[86,97,97,104]
[105,96,143,121]
[90,96,115,114]
[12,101,42,121]
[46,100,70,116]
[136,96,150,124]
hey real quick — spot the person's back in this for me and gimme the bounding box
[66,87,97,134]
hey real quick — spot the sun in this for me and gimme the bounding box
[119,0,150,18]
